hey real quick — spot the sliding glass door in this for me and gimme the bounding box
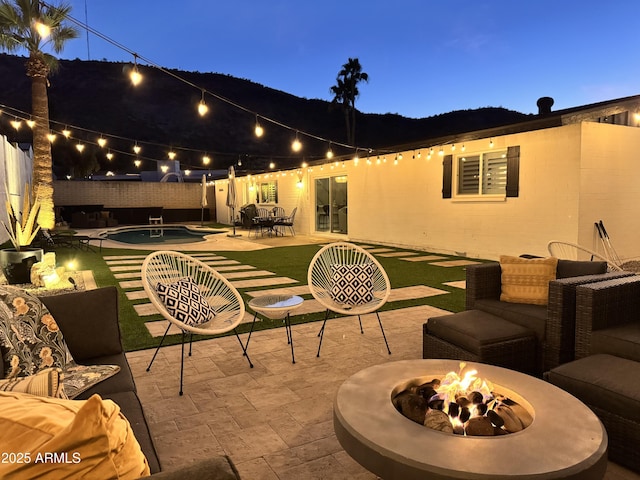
[315,175,347,234]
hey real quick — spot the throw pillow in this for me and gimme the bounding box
[0,392,150,479]
[0,367,65,398]
[0,286,72,378]
[155,277,216,326]
[330,264,374,306]
[500,255,558,305]
[62,362,121,399]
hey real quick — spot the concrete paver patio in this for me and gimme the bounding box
[127,309,637,480]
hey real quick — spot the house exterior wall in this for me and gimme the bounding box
[215,121,640,261]
[578,122,640,260]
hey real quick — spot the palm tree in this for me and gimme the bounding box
[0,0,78,229]
[330,57,368,146]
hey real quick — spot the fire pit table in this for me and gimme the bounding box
[334,359,607,480]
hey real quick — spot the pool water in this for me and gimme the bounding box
[106,226,222,244]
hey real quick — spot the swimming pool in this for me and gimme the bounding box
[105,226,223,245]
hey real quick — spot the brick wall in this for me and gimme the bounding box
[53,180,213,212]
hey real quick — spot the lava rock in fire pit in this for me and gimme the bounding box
[455,395,471,408]
[508,403,533,428]
[459,406,471,423]
[393,392,428,425]
[465,416,495,436]
[424,409,454,433]
[475,403,488,416]
[467,391,484,404]
[448,402,459,418]
[495,405,523,433]
[428,393,445,410]
[486,409,504,428]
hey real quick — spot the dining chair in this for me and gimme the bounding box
[142,250,252,395]
[307,242,391,357]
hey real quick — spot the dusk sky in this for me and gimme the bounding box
[58,0,640,119]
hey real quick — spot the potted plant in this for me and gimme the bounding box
[0,184,43,284]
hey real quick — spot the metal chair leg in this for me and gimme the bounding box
[234,328,253,368]
[179,331,185,396]
[188,333,194,356]
[317,309,330,357]
[376,311,391,355]
[357,315,364,334]
[146,323,171,372]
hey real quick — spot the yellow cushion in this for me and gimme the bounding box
[0,368,65,398]
[0,392,150,479]
[500,255,558,305]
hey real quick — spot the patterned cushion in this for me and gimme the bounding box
[0,368,65,398]
[0,286,72,378]
[330,264,374,306]
[500,255,558,305]
[155,277,216,326]
[62,362,121,399]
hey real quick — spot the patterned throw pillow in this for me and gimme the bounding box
[62,362,121,399]
[0,367,65,398]
[0,286,72,379]
[330,264,374,306]
[500,255,558,305]
[155,277,216,326]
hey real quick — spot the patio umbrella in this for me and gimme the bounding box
[226,166,241,237]
[200,174,208,226]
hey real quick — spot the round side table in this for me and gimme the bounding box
[247,294,303,363]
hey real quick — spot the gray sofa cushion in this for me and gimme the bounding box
[474,299,547,340]
[427,310,535,354]
[546,354,640,423]
[591,323,640,363]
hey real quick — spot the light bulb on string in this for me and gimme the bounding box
[130,54,142,86]
[26,118,35,129]
[76,142,85,153]
[47,132,56,143]
[202,154,211,165]
[62,127,71,138]
[326,143,334,159]
[134,159,142,168]
[237,155,242,167]
[269,161,275,169]
[438,147,444,156]
[398,152,403,160]
[291,132,302,152]
[254,115,264,137]
[133,142,141,154]
[168,151,176,160]
[97,136,107,148]
[197,90,208,116]
[106,150,114,160]
[461,144,466,152]
[10,118,21,130]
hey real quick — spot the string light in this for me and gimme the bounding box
[461,144,466,152]
[62,128,71,138]
[398,152,403,160]
[438,147,444,156]
[291,132,302,152]
[134,159,142,167]
[133,142,141,154]
[26,118,35,128]
[47,132,56,143]
[130,54,142,86]
[202,154,211,165]
[10,118,21,130]
[197,90,208,116]
[326,143,334,159]
[106,150,114,160]
[97,136,107,147]
[168,151,176,160]
[254,115,264,137]
[269,161,275,169]
[76,142,85,152]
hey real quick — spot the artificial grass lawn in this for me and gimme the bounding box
[52,242,488,352]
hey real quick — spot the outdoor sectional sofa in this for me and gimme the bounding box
[0,286,240,479]
[423,258,634,375]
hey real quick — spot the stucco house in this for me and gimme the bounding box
[215,94,640,261]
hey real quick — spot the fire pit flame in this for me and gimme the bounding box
[393,362,533,437]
